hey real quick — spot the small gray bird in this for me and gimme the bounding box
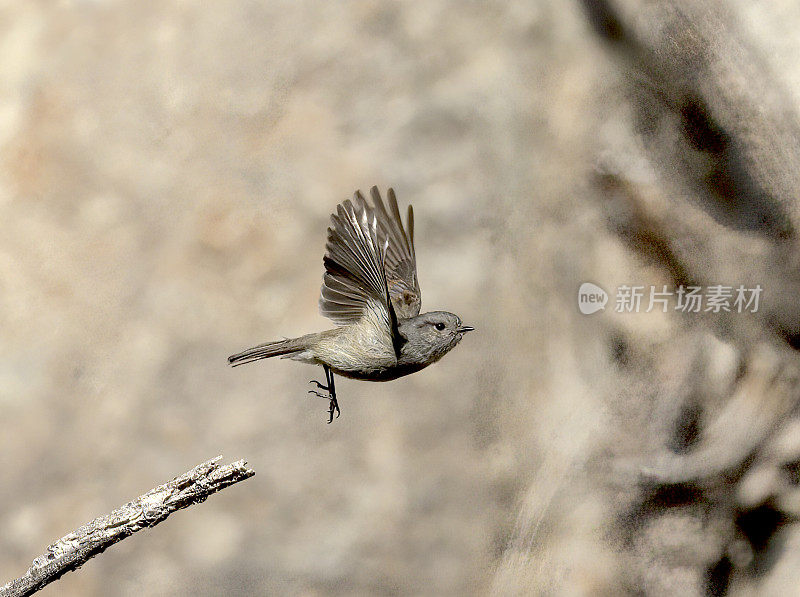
[228,187,473,422]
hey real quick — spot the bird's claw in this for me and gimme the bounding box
[327,397,340,424]
[309,366,340,423]
[308,388,340,423]
[309,379,330,391]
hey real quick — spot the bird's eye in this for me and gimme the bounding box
[434,322,446,331]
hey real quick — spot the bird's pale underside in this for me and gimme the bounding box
[229,187,473,422]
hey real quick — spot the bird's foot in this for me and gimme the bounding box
[327,395,340,424]
[308,386,340,423]
[309,379,330,392]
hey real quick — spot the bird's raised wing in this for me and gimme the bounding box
[366,186,421,318]
[320,194,402,355]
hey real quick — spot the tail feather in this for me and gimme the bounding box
[228,336,310,367]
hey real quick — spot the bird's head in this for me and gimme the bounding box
[397,311,474,364]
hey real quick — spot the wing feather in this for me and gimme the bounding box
[369,186,422,318]
[319,196,398,348]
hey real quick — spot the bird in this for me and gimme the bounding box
[228,186,474,423]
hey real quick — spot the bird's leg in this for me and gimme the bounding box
[307,365,340,423]
[325,366,340,423]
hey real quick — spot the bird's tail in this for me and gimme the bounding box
[228,335,312,367]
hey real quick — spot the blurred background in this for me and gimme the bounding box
[3,1,800,595]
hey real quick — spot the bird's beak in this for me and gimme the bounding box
[457,325,475,334]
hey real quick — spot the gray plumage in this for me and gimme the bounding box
[228,186,473,422]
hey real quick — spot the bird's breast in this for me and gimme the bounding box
[311,319,397,376]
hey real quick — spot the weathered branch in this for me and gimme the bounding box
[0,456,255,597]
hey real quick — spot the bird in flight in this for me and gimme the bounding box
[228,187,474,422]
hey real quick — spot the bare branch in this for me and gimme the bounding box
[0,456,255,597]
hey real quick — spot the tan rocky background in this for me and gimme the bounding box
[3,1,800,595]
